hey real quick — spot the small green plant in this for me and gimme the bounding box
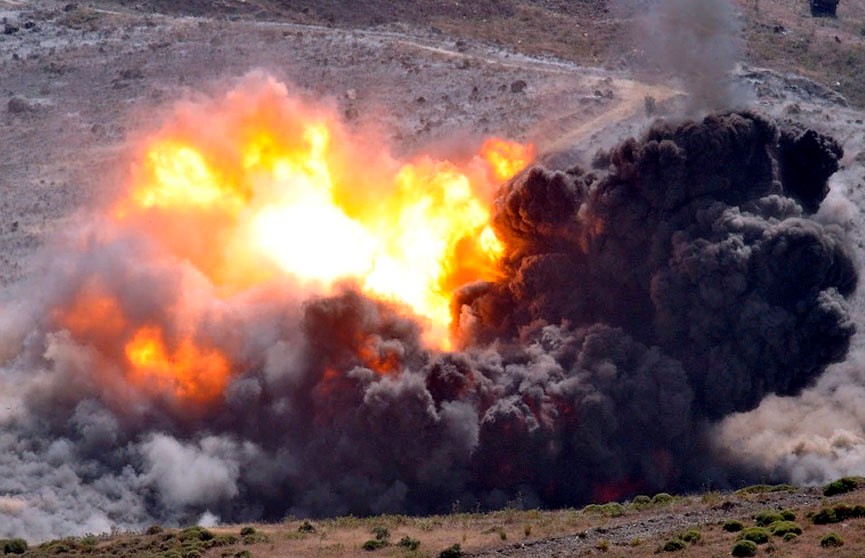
[397,536,420,551]
[679,529,701,543]
[723,519,744,532]
[823,477,859,496]
[768,521,802,537]
[754,510,785,526]
[731,539,758,557]
[372,526,390,541]
[1,539,28,555]
[438,543,462,558]
[297,520,316,533]
[820,532,844,548]
[780,509,796,521]
[631,495,651,508]
[737,527,770,544]
[652,493,674,505]
[362,539,388,551]
[661,538,686,552]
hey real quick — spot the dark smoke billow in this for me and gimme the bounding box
[0,111,856,540]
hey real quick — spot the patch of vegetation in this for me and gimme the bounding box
[678,529,701,544]
[823,477,859,497]
[661,538,686,552]
[731,539,758,557]
[780,509,796,521]
[1,539,27,555]
[362,539,389,551]
[737,527,770,544]
[734,484,796,495]
[651,493,674,505]
[397,536,420,551]
[754,510,785,526]
[582,502,625,517]
[782,532,798,542]
[820,532,844,548]
[810,503,865,524]
[297,520,316,533]
[768,521,802,537]
[631,495,651,509]
[723,519,744,532]
[438,543,462,558]
[594,539,610,552]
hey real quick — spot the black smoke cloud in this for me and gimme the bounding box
[0,111,856,540]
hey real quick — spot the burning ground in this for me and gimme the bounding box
[1,0,864,544]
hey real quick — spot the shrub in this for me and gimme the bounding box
[595,539,610,552]
[754,510,784,526]
[371,526,390,542]
[735,484,796,495]
[722,520,744,532]
[769,521,802,537]
[737,527,770,544]
[239,527,256,537]
[146,525,164,535]
[602,503,625,517]
[661,538,686,552]
[179,527,213,542]
[652,493,674,505]
[212,534,238,547]
[731,539,758,557]
[631,495,651,508]
[297,520,316,533]
[438,543,462,558]
[2,539,27,554]
[823,477,859,497]
[397,536,420,551]
[782,532,798,542]
[780,509,796,521]
[233,551,251,558]
[362,539,388,551]
[820,532,844,548]
[679,529,701,543]
[810,503,865,524]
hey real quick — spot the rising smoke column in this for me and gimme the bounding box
[0,76,857,541]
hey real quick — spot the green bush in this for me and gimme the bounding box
[631,495,651,508]
[820,532,844,548]
[731,539,758,557]
[780,509,797,521]
[298,520,316,533]
[769,521,802,537]
[179,527,214,542]
[661,538,686,552]
[754,510,784,526]
[601,503,625,517]
[735,484,796,495]
[212,534,238,547]
[782,532,798,542]
[651,493,674,505]
[810,503,865,524]
[362,539,388,551]
[1,539,28,555]
[438,543,462,558]
[679,529,701,543]
[823,477,859,497]
[722,520,744,532]
[239,527,256,537]
[397,536,420,551]
[371,526,390,541]
[737,527,770,544]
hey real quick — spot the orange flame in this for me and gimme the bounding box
[125,326,230,403]
[58,76,534,403]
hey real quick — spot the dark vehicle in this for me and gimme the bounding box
[810,0,838,16]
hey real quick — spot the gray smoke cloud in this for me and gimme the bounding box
[622,0,746,111]
[0,107,856,541]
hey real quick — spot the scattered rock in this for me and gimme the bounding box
[510,79,527,93]
[7,96,35,114]
[345,88,357,100]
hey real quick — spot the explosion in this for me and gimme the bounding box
[0,73,857,540]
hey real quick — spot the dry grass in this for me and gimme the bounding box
[14,484,865,558]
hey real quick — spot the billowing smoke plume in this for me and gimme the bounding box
[0,92,856,540]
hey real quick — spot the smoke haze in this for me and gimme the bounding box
[0,73,856,541]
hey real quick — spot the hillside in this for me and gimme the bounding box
[11,481,865,558]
